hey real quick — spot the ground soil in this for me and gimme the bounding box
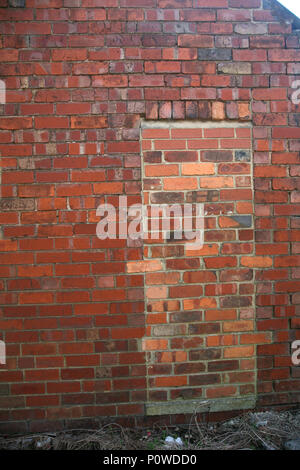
[0,410,300,450]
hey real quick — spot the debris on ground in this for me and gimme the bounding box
[163,436,184,449]
[284,439,300,451]
[0,410,300,450]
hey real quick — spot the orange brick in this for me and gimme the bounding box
[181,162,215,175]
[207,334,237,347]
[163,177,198,190]
[238,103,251,120]
[93,182,123,194]
[0,240,18,251]
[158,352,173,363]
[183,298,217,310]
[240,333,272,344]
[147,300,180,312]
[206,386,237,398]
[142,129,170,139]
[146,313,167,324]
[224,346,254,358]
[223,320,254,332]
[142,339,168,351]
[186,244,219,257]
[219,216,243,228]
[236,201,253,214]
[200,176,234,188]
[147,286,168,299]
[205,309,237,321]
[241,256,272,268]
[127,260,163,273]
[145,164,179,177]
[175,351,187,362]
[212,102,225,120]
[155,376,187,387]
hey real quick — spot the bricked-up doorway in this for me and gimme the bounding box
[133,120,266,416]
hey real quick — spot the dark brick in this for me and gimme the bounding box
[186,190,219,202]
[165,151,198,162]
[220,296,253,308]
[235,150,251,162]
[202,150,233,162]
[0,198,35,211]
[174,363,206,374]
[143,151,162,164]
[9,0,25,6]
[189,374,221,386]
[189,349,221,361]
[198,102,212,120]
[208,360,239,372]
[198,48,232,61]
[150,192,184,203]
[188,323,220,335]
[170,311,203,323]
[185,101,198,119]
[231,215,253,227]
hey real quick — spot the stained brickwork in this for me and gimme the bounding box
[140,124,260,405]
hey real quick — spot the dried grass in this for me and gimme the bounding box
[0,409,300,451]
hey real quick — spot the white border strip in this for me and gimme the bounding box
[141,119,252,129]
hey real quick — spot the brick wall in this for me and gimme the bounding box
[140,123,261,409]
[0,0,300,432]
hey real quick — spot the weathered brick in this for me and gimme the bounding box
[198,48,232,61]
[218,62,251,74]
[178,35,214,48]
[234,23,267,35]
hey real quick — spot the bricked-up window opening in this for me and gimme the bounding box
[137,121,258,415]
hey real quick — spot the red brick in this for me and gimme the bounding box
[19,292,54,304]
[178,35,214,48]
[233,50,267,62]
[92,75,128,87]
[201,176,234,188]
[181,88,216,100]
[52,49,87,61]
[269,49,300,61]
[0,117,32,130]
[165,151,198,162]
[253,89,287,101]
[71,116,107,129]
[35,117,69,129]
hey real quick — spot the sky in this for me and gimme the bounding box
[277,0,300,18]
